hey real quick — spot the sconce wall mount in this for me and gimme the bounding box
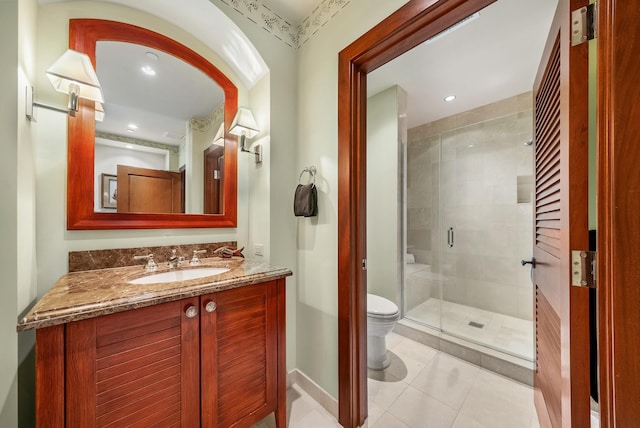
[229,107,262,164]
[26,49,104,122]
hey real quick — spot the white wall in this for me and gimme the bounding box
[366,86,405,304]
[0,0,38,426]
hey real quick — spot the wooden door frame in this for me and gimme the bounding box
[338,0,637,427]
[597,0,640,426]
[337,1,497,426]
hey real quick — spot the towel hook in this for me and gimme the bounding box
[299,165,316,185]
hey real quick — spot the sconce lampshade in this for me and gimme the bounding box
[229,107,259,139]
[213,122,225,146]
[46,49,104,103]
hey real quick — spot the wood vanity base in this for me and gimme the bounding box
[35,279,287,428]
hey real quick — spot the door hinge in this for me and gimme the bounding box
[571,2,597,46]
[361,258,367,271]
[571,250,596,288]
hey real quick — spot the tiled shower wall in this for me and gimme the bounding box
[406,92,534,320]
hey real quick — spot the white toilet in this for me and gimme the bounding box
[367,293,400,370]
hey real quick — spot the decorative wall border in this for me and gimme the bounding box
[216,0,352,48]
[95,131,180,153]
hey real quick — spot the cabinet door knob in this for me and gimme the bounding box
[185,305,198,318]
[205,301,217,313]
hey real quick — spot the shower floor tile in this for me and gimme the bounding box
[406,298,534,360]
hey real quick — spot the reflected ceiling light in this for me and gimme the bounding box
[141,65,156,76]
[145,52,159,61]
[213,123,225,147]
[229,107,261,164]
[126,144,134,149]
[444,95,456,102]
[26,49,104,121]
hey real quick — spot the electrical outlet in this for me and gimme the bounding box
[254,244,264,256]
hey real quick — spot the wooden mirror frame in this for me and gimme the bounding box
[67,19,238,229]
[337,0,497,426]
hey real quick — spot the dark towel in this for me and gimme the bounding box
[294,183,318,217]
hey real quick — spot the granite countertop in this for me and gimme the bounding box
[17,258,292,332]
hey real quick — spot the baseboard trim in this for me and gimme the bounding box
[288,368,339,420]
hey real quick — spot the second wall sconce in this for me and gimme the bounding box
[26,49,104,121]
[229,107,262,164]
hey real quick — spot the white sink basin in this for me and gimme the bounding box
[128,268,230,285]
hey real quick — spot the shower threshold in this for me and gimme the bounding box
[394,317,535,386]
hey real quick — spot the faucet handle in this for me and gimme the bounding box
[190,249,207,266]
[134,254,158,272]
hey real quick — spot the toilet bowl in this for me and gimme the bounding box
[367,293,400,370]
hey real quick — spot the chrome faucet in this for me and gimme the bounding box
[190,249,207,266]
[167,249,185,268]
[133,254,158,272]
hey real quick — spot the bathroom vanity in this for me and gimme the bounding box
[18,258,291,428]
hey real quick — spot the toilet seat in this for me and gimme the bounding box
[367,294,399,317]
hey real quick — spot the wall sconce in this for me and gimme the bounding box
[229,107,261,163]
[26,49,104,121]
[212,122,225,146]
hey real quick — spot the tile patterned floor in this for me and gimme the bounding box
[255,332,540,428]
[406,298,534,361]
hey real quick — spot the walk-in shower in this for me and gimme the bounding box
[403,92,534,361]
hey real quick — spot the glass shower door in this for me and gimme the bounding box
[438,110,535,361]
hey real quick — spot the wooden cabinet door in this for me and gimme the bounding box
[200,282,278,428]
[65,298,200,427]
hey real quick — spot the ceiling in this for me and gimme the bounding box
[368,0,558,128]
[95,41,224,146]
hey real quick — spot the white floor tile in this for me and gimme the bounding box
[372,411,411,428]
[368,374,409,411]
[388,386,458,428]
[393,336,439,365]
[411,353,480,410]
[457,370,533,428]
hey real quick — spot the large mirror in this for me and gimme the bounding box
[67,19,238,229]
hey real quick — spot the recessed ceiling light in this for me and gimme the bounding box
[141,65,156,76]
[125,144,134,149]
[127,123,138,130]
[444,95,456,102]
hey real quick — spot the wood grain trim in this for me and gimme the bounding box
[597,0,640,426]
[35,326,65,428]
[67,19,238,229]
[66,318,97,427]
[337,1,496,426]
[535,36,562,260]
[536,286,562,427]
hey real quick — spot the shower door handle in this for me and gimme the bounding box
[447,227,454,248]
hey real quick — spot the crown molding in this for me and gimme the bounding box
[217,0,352,48]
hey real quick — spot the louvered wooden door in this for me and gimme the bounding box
[201,282,278,428]
[532,0,590,427]
[65,298,200,427]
